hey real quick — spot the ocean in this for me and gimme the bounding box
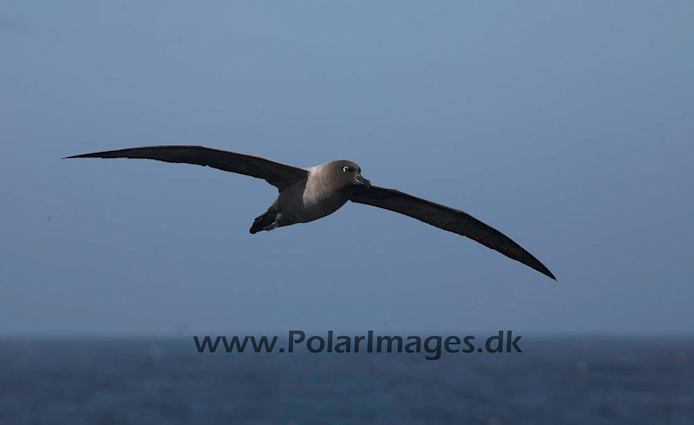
[0,337,692,424]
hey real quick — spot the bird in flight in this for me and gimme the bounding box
[66,145,555,280]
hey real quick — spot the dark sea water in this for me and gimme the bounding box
[1,337,692,424]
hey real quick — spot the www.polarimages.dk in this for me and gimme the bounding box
[193,330,522,360]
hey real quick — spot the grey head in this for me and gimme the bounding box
[318,160,371,191]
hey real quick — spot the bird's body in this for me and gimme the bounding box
[66,145,556,280]
[251,160,365,232]
[279,163,355,224]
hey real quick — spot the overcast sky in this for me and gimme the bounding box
[1,1,692,336]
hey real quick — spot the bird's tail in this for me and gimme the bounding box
[250,206,279,234]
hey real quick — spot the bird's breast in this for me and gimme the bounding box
[277,176,351,224]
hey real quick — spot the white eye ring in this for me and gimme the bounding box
[342,166,350,172]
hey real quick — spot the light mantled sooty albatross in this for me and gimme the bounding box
[66,146,556,280]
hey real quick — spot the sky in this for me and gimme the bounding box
[1,1,692,336]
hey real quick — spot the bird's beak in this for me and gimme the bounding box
[356,174,371,188]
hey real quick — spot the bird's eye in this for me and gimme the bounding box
[342,166,350,172]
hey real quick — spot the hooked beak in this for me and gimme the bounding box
[355,173,371,189]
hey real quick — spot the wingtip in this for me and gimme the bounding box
[541,267,557,281]
[63,153,91,159]
[526,256,556,281]
[521,250,556,281]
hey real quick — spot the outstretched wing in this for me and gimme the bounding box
[65,145,308,191]
[350,185,555,280]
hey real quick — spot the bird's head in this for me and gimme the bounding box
[326,160,371,190]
